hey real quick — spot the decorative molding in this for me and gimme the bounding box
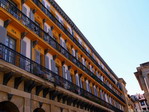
[33,40,38,48]
[21,32,28,39]
[44,48,50,55]
[4,19,11,28]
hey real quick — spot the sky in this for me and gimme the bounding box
[55,0,149,95]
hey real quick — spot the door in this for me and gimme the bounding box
[4,36,16,64]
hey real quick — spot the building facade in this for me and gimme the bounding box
[118,78,135,112]
[135,62,149,106]
[0,0,126,112]
[131,94,149,112]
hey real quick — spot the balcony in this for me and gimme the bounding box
[32,0,117,85]
[0,0,125,103]
[0,43,123,112]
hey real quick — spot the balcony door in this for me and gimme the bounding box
[4,36,16,64]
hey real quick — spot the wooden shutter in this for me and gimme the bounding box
[45,55,49,69]
[51,59,56,73]
[35,50,40,64]
[0,26,7,44]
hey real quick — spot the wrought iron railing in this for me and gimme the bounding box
[32,0,118,85]
[0,0,124,103]
[0,43,123,112]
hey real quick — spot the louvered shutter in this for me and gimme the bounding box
[35,50,40,64]
[0,26,7,44]
[51,59,56,73]
[45,55,49,69]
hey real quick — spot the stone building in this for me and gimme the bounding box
[135,62,149,106]
[131,94,149,112]
[0,0,128,111]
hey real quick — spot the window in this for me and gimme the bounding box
[4,36,16,64]
[94,86,98,96]
[82,57,85,65]
[56,13,63,25]
[9,0,18,13]
[55,66,59,75]
[86,80,91,92]
[101,75,104,81]
[47,5,50,11]
[72,48,75,57]
[34,21,40,35]
[67,26,72,34]
[60,37,66,49]
[76,74,80,87]
[142,108,146,110]
[89,65,92,72]
[78,37,82,45]
[140,101,145,106]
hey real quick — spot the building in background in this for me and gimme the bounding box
[119,78,135,112]
[0,0,128,111]
[135,62,149,106]
[131,94,149,112]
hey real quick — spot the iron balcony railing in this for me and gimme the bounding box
[32,0,118,85]
[0,0,125,103]
[0,43,123,112]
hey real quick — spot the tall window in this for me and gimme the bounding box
[94,86,98,96]
[4,36,16,64]
[55,66,59,75]
[72,48,75,57]
[86,80,91,92]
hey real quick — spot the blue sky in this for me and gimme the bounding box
[55,0,149,95]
